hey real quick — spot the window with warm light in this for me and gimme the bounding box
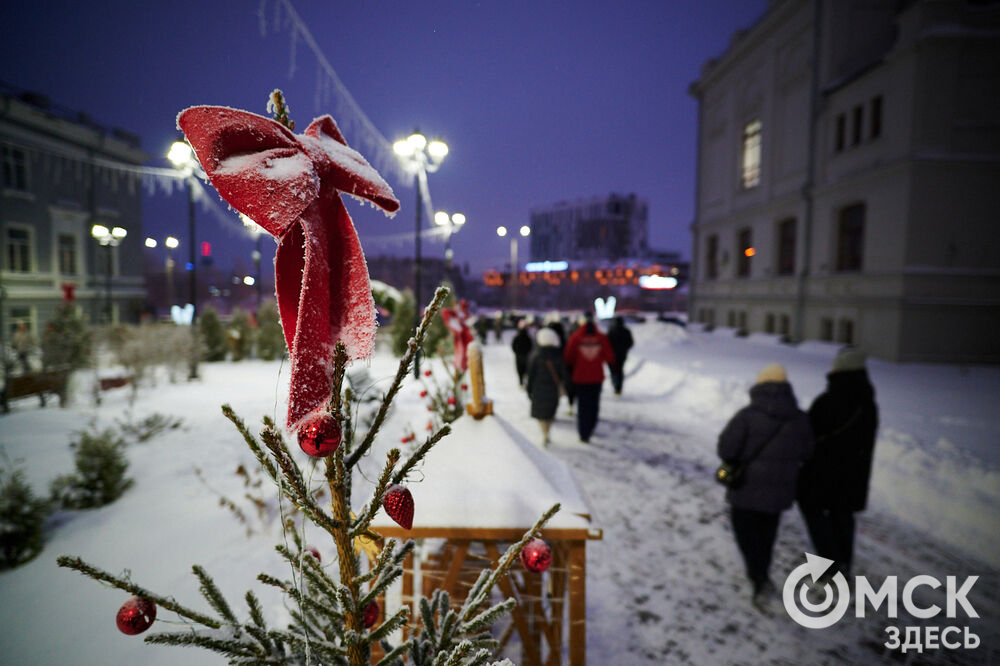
[736,227,753,277]
[741,119,762,189]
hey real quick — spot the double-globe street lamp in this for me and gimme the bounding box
[90,224,127,324]
[167,139,200,379]
[393,131,448,377]
[434,210,466,278]
[145,236,180,311]
[496,225,530,310]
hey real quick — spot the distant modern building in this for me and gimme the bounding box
[1,84,148,347]
[688,0,1000,362]
[529,193,649,263]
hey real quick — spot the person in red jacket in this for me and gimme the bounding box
[563,313,616,442]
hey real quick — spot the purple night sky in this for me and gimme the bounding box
[2,0,767,281]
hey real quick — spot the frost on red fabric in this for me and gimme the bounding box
[177,106,399,429]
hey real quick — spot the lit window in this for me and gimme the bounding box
[741,120,762,189]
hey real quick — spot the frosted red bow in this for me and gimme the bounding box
[440,299,473,372]
[177,106,399,429]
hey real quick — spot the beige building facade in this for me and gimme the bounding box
[689,0,1000,362]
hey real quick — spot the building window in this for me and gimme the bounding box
[779,314,790,336]
[835,114,846,152]
[727,311,737,328]
[851,105,863,146]
[741,119,762,189]
[736,227,753,277]
[765,313,775,333]
[2,146,28,191]
[820,317,834,341]
[58,234,77,275]
[737,311,747,331]
[706,234,719,279]
[777,217,796,276]
[838,319,855,345]
[836,203,865,271]
[870,96,882,139]
[5,227,32,272]
[9,306,31,340]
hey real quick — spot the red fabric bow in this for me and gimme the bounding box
[440,299,473,372]
[177,106,399,429]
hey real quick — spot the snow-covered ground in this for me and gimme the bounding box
[1,319,997,665]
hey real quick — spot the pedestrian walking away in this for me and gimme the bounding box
[525,327,567,445]
[563,313,615,443]
[717,363,814,609]
[606,316,634,395]
[511,319,533,387]
[797,347,879,579]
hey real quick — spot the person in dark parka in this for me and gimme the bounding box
[511,319,534,387]
[525,327,567,444]
[606,316,634,395]
[797,348,879,578]
[717,363,814,603]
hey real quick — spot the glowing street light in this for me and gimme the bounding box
[393,130,448,377]
[497,225,530,309]
[168,139,200,379]
[91,224,127,324]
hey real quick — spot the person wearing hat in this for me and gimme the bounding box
[563,312,616,442]
[511,318,534,387]
[717,363,814,607]
[797,347,879,579]
[525,327,568,445]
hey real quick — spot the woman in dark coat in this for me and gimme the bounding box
[717,363,814,604]
[525,327,567,445]
[797,348,878,578]
[511,320,534,387]
[606,316,634,395]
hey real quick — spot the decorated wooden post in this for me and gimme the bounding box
[465,341,493,419]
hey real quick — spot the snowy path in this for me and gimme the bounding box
[478,329,1000,665]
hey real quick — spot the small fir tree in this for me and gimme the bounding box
[199,306,228,362]
[50,426,133,509]
[0,455,51,569]
[256,299,285,361]
[228,307,253,361]
[40,303,92,370]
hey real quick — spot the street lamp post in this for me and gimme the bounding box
[240,214,265,309]
[168,140,200,379]
[434,211,466,270]
[91,224,127,324]
[393,131,448,377]
[497,225,530,310]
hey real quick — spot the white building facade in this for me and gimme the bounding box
[689,0,1000,362]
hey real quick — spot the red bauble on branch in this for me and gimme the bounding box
[116,597,157,635]
[297,413,342,457]
[305,546,322,562]
[383,484,414,530]
[520,538,552,573]
[363,600,380,628]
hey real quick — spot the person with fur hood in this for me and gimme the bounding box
[563,313,615,443]
[525,327,567,444]
[797,348,879,579]
[717,363,814,607]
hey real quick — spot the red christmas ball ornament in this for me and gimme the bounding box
[383,484,414,530]
[362,600,380,628]
[305,546,321,562]
[400,436,409,444]
[419,390,428,398]
[426,421,433,431]
[461,383,468,391]
[116,597,157,635]
[423,369,432,377]
[447,396,456,405]
[520,538,552,573]
[298,413,342,457]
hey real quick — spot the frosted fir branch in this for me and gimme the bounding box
[457,599,515,636]
[367,606,410,645]
[221,405,279,482]
[375,638,413,666]
[391,425,450,486]
[56,555,222,628]
[268,89,295,131]
[194,564,239,626]
[350,449,400,539]
[347,286,451,470]
[459,503,561,625]
[144,630,261,659]
[354,536,397,586]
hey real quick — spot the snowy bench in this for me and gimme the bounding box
[0,368,69,413]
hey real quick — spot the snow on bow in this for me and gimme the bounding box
[177,106,399,429]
